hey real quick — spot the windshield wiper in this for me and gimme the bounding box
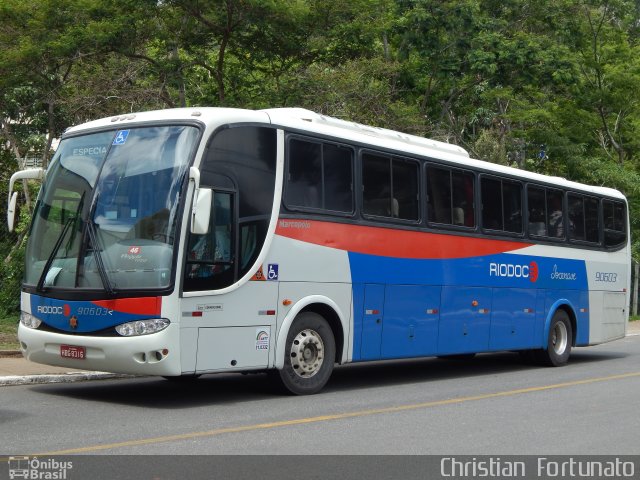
[85,219,115,296]
[36,215,77,292]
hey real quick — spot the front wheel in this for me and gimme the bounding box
[275,312,336,395]
[535,310,572,366]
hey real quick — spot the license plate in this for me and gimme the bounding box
[60,345,86,360]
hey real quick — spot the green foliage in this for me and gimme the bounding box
[0,236,25,316]
[0,316,19,350]
[0,162,34,316]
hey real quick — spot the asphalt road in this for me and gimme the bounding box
[3,334,640,456]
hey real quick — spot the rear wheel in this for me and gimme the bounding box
[275,312,335,395]
[535,310,572,366]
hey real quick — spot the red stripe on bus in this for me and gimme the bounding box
[276,220,530,259]
[92,297,162,316]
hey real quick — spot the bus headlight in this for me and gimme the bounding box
[20,311,42,329]
[115,318,170,337]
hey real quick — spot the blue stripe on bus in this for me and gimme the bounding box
[349,252,589,361]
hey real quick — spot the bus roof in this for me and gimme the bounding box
[64,106,625,201]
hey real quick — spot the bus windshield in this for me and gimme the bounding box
[25,125,199,293]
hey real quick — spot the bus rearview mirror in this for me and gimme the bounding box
[7,191,18,232]
[7,167,44,232]
[191,188,212,235]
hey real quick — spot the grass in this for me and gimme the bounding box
[0,315,19,350]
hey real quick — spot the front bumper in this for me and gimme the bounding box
[18,322,181,376]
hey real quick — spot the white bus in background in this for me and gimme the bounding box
[8,107,630,394]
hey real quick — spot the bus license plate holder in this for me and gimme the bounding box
[60,345,86,360]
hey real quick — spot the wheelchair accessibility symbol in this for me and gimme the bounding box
[112,129,130,145]
[267,264,279,281]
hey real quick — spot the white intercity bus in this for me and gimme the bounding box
[7,107,630,394]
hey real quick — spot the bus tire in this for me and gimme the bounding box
[535,310,572,367]
[275,312,335,395]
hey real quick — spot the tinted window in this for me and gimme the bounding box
[184,192,234,290]
[584,197,600,243]
[481,176,522,234]
[324,143,354,212]
[603,199,626,247]
[287,139,321,209]
[184,126,277,292]
[427,166,475,227]
[568,194,600,243]
[286,138,353,213]
[547,189,565,239]
[393,159,420,220]
[362,153,419,220]
[527,186,547,236]
[527,186,564,239]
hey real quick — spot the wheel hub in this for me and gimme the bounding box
[290,328,325,378]
[551,321,568,355]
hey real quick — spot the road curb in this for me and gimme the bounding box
[0,372,134,387]
[0,350,22,358]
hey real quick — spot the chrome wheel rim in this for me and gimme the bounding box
[551,321,568,355]
[290,328,325,378]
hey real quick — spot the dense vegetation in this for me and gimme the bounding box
[1,0,639,316]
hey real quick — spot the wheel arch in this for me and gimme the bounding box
[543,299,578,348]
[274,295,347,370]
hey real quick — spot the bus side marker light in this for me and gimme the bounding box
[283,299,293,306]
[471,300,479,307]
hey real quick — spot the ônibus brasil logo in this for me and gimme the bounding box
[489,261,538,282]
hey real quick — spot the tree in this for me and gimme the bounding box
[570,0,640,164]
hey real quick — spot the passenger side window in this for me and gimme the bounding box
[184,191,234,290]
[285,138,354,213]
[362,152,419,221]
[481,176,522,234]
[527,186,565,239]
[286,140,321,209]
[527,186,547,236]
[324,143,354,212]
[568,194,600,243]
[426,166,475,227]
[603,199,626,247]
[186,125,278,291]
[546,189,565,239]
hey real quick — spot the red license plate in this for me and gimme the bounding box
[60,345,86,360]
